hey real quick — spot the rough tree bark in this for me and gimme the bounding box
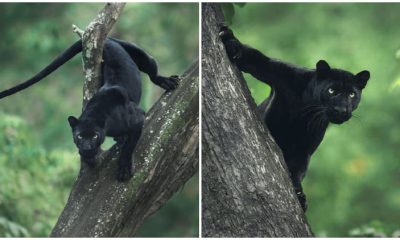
[201,3,313,237]
[78,2,126,106]
[50,3,199,237]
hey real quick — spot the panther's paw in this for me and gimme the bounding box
[157,75,180,91]
[218,25,242,61]
[296,190,308,212]
[218,24,235,41]
[116,167,133,182]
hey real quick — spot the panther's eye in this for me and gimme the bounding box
[349,92,355,98]
[77,134,83,140]
[93,134,98,139]
[328,88,335,94]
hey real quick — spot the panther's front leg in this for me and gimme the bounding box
[81,157,96,168]
[116,129,142,182]
[291,176,308,211]
[285,152,310,211]
[294,184,308,212]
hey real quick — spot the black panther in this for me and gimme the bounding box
[0,38,179,181]
[219,26,370,211]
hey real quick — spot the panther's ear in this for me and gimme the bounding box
[68,116,79,128]
[316,60,331,76]
[355,70,370,89]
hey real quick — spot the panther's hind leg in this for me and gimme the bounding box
[111,38,179,91]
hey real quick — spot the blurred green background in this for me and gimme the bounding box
[0,3,198,237]
[224,3,400,237]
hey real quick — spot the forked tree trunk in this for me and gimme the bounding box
[201,3,313,237]
[50,3,199,237]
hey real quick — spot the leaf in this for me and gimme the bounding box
[234,3,246,8]
[221,3,235,25]
[396,49,400,59]
[0,217,29,237]
[389,75,400,91]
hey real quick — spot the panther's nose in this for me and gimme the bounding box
[333,106,349,118]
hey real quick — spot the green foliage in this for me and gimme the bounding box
[228,3,400,236]
[221,4,235,25]
[0,3,198,237]
[0,217,29,237]
[0,112,78,237]
[221,3,247,25]
[391,49,400,90]
[349,220,400,237]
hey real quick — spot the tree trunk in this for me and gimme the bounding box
[201,3,313,237]
[50,3,199,237]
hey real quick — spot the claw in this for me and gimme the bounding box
[233,52,242,60]
[219,25,234,41]
[165,75,179,91]
[296,190,308,211]
[219,24,229,32]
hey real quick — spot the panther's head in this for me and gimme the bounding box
[68,116,106,159]
[308,60,370,124]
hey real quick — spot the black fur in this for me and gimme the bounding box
[220,26,370,211]
[1,38,179,181]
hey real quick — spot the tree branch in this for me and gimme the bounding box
[50,3,199,237]
[72,24,84,38]
[201,3,313,237]
[51,61,198,237]
[80,2,126,106]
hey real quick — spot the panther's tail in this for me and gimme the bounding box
[0,39,83,100]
